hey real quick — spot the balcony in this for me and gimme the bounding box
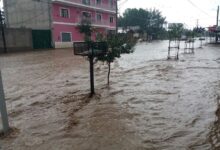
[52,0,116,13]
[76,17,116,29]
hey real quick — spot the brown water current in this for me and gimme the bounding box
[0,40,220,149]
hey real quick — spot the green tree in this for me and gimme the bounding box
[118,8,166,40]
[193,27,205,37]
[77,19,95,95]
[96,34,136,85]
[168,23,184,40]
[184,29,194,39]
[77,20,136,85]
[77,19,93,42]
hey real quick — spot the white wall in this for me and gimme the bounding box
[55,42,73,48]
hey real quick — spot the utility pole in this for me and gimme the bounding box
[116,0,118,34]
[0,70,9,134]
[0,10,7,53]
[196,19,199,29]
[2,0,9,28]
[216,5,219,43]
[48,0,54,48]
[88,42,95,96]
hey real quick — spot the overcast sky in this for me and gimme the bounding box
[0,0,219,28]
[0,0,2,9]
[119,0,219,28]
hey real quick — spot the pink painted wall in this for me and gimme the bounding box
[53,4,77,23]
[53,24,83,42]
[52,2,116,42]
[52,3,116,25]
[53,24,108,42]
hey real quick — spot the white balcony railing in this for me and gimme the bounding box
[52,0,116,12]
[76,17,115,28]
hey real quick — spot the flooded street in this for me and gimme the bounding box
[0,41,220,150]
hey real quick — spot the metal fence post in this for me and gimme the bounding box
[89,42,95,96]
[0,70,9,134]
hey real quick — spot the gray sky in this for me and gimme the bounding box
[119,0,219,28]
[0,0,219,28]
[0,0,2,10]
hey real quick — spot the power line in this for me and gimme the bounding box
[119,0,128,7]
[186,0,211,17]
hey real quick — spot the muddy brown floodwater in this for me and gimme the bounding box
[0,40,220,150]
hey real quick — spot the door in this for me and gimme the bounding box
[32,30,52,49]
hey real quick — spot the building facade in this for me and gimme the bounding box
[3,0,117,48]
[52,0,116,48]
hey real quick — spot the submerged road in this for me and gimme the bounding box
[0,40,220,150]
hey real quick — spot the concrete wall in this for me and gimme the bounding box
[0,28,33,53]
[3,0,51,29]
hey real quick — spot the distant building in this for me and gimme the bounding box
[208,25,220,42]
[118,26,140,38]
[3,0,117,48]
[208,25,220,33]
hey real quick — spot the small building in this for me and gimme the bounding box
[208,25,220,42]
[118,26,140,38]
[3,0,117,49]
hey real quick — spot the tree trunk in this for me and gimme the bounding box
[107,62,111,85]
[168,39,171,59]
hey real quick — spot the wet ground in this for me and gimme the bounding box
[0,40,220,150]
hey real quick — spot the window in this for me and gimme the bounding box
[82,0,90,5]
[61,32,72,42]
[60,8,69,18]
[82,12,91,19]
[96,0,101,5]
[97,14,102,21]
[110,16,114,23]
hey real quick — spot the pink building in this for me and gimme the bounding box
[3,0,116,49]
[52,0,117,48]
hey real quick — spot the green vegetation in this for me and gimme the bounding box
[77,20,137,85]
[96,34,136,85]
[118,8,167,40]
[193,27,206,37]
[168,23,184,40]
[77,19,93,42]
